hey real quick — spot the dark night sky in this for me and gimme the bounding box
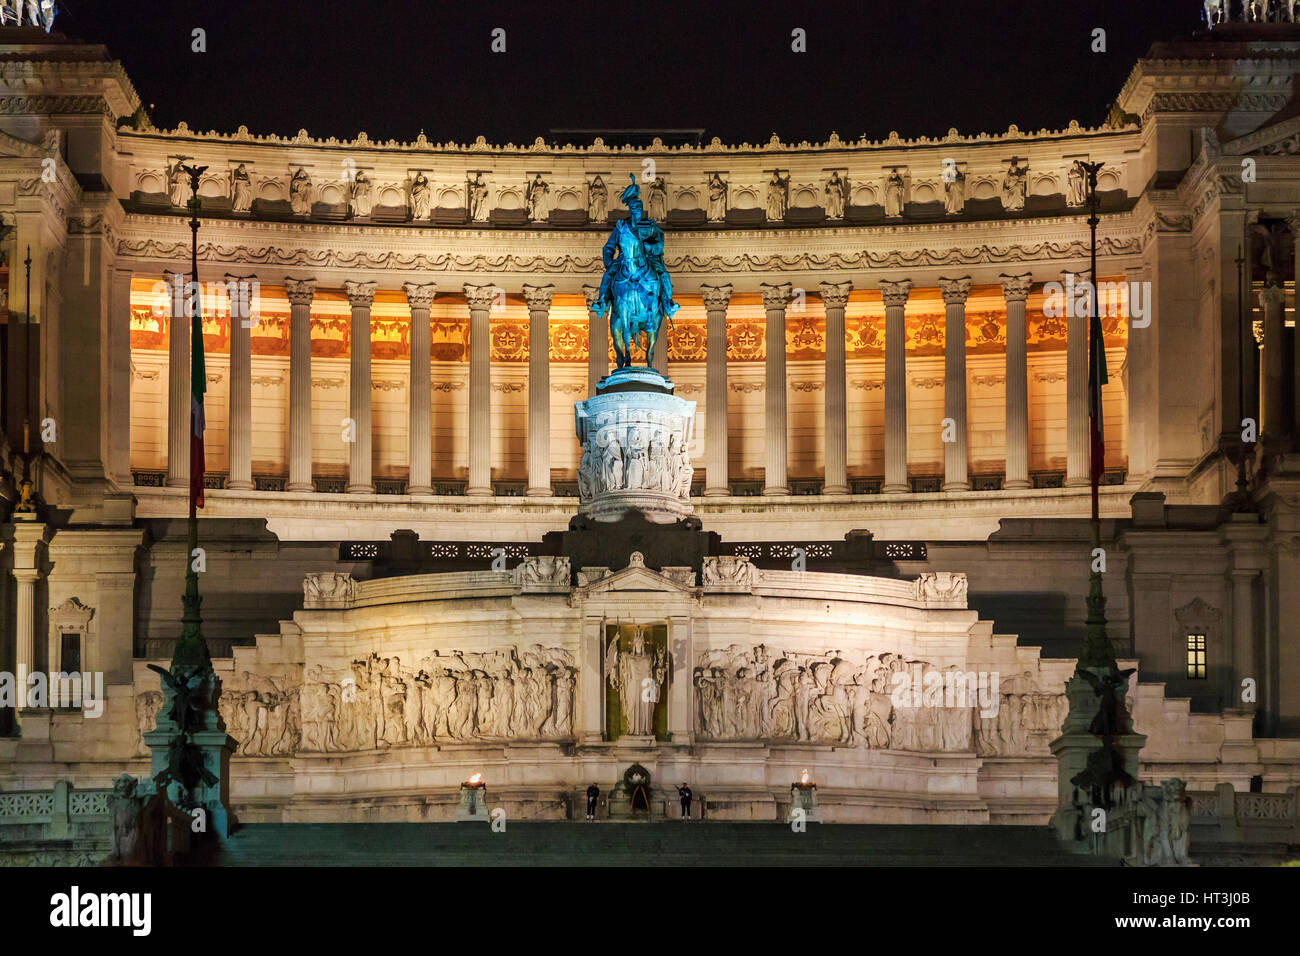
[55,0,1202,144]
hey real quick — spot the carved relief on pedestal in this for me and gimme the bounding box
[514,555,571,589]
[701,555,754,591]
[303,571,356,608]
[914,571,969,604]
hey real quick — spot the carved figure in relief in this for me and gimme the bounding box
[646,175,668,221]
[230,164,253,212]
[410,172,432,220]
[1001,158,1028,212]
[468,172,489,221]
[134,690,163,756]
[824,171,845,219]
[765,170,789,220]
[289,167,313,216]
[884,168,905,218]
[588,174,607,221]
[351,170,374,218]
[604,434,624,490]
[944,167,965,215]
[1067,162,1086,207]
[168,162,191,207]
[607,626,659,736]
[707,173,728,221]
[526,173,550,221]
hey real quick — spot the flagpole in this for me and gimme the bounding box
[176,162,210,672]
[1075,159,1115,673]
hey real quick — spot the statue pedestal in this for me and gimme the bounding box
[575,368,697,525]
[456,783,490,822]
[789,783,822,823]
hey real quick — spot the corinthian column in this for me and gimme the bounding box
[760,282,792,495]
[165,270,190,488]
[820,281,852,494]
[701,283,733,496]
[1000,273,1032,490]
[225,272,256,491]
[1063,270,1090,486]
[940,276,972,491]
[524,283,556,496]
[345,279,377,494]
[284,277,316,492]
[464,283,496,496]
[1291,213,1300,438]
[404,281,436,495]
[881,279,912,493]
[583,284,607,395]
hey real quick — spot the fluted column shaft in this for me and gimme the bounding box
[1231,568,1257,715]
[583,285,607,395]
[1260,284,1285,441]
[881,279,912,493]
[405,281,436,495]
[940,277,972,491]
[345,280,377,493]
[702,284,733,496]
[1064,270,1090,486]
[524,283,556,496]
[225,273,255,490]
[821,281,852,494]
[1000,273,1032,489]
[285,278,316,492]
[465,284,495,495]
[761,282,792,495]
[11,522,46,709]
[1292,214,1300,438]
[165,271,190,488]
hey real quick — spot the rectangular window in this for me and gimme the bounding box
[1186,633,1207,680]
[60,632,81,675]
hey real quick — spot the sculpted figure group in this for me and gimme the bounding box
[578,424,693,502]
[694,646,1066,755]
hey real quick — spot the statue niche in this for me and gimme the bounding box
[603,623,669,741]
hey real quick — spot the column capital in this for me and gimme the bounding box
[344,279,378,307]
[284,277,317,305]
[818,280,853,309]
[879,278,912,308]
[938,275,973,304]
[1259,284,1285,308]
[582,284,600,309]
[759,281,792,309]
[700,283,734,310]
[402,281,437,310]
[522,283,556,311]
[464,282,497,310]
[998,272,1033,301]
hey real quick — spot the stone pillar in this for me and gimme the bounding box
[881,279,912,493]
[667,615,692,742]
[107,268,133,487]
[404,281,436,496]
[464,284,496,496]
[224,273,255,491]
[1259,284,1285,442]
[10,523,47,709]
[165,271,190,488]
[524,283,556,497]
[285,278,316,492]
[582,284,607,395]
[939,276,972,491]
[701,283,733,496]
[1230,568,1257,714]
[761,282,792,495]
[1064,270,1090,487]
[1000,273,1033,490]
[820,281,852,494]
[1290,213,1300,442]
[579,615,605,744]
[344,279,377,494]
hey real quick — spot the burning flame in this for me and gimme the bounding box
[800,769,811,785]
[467,773,482,785]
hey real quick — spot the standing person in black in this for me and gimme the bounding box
[677,783,693,820]
[586,783,599,821]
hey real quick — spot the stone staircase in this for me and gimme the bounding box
[206,821,1117,867]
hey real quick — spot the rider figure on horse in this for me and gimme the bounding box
[590,175,680,367]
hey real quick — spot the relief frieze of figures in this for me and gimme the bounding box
[135,644,578,757]
[693,645,1067,755]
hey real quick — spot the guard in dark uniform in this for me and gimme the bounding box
[586,782,600,820]
[677,783,693,820]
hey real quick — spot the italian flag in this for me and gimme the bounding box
[189,280,206,510]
